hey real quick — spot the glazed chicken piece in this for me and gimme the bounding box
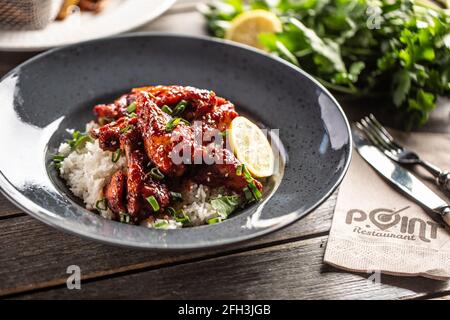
[141,179,171,211]
[103,170,127,217]
[93,86,238,136]
[133,85,217,119]
[93,92,137,123]
[194,146,263,193]
[96,85,263,223]
[91,116,138,151]
[124,147,145,217]
[136,92,199,177]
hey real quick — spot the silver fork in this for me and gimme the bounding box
[356,114,450,192]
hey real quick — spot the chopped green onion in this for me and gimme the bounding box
[119,212,131,224]
[243,187,254,202]
[207,217,223,225]
[128,112,137,118]
[67,130,92,150]
[241,164,253,183]
[161,105,173,115]
[120,124,134,134]
[98,117,114,125]
[95,198,107,211]
[167,207,177,216]
[236,164,243,176]
[170,191,183,202]
[146,196,160,211]
[172,100,187,116]
[165,117,190,132]
[149,167,165,180]
[53,154,65,168]
[112,149,122,163]
[167,207,190,225]
[175,209,190,224]
[153,219,170,229]
[53,155,65,162]
[126,102,137,113]
[248,182,262,201]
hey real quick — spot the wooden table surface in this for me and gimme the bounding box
[1,0,450,300]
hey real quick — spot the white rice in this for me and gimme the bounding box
[180,183,230,226]
[58,123,234,228]
[58,123,126,215]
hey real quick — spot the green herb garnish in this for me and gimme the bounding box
[119,124,134,134]
[119,212,131,224]
[126,102,137,113]
[95,198,107,211]
[53,130,93,168]
[149,167,165,180]
[52,154,65,168]
[207,217,223,225]
[146,195,160,211]
[243,187,254,202]
[68,130,93,150]
[211,195,241,219]
[153,219,170,229]
[236,164,261,201]
[236,164,243,176]
[169,191,183,202]
[203,0,450,129]
[165,117,190,132]
[248,182,262,201]
[112,149,122,163]
[172,100,188,116]
[161,105,173,115]
[168,207,190,224]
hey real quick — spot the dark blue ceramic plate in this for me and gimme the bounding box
[0,34,351,250]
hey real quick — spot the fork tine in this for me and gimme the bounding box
[368,114,403,151]
[356,121,390,153]
[363,116,400,153]
[359,118,392,152]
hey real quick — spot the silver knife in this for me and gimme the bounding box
[352,127,450,227]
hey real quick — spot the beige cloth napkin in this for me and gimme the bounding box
[324,130,450,280]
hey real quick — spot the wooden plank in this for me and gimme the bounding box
[0,192,336,297]
[15,235,450,300]
[0,194,23,218]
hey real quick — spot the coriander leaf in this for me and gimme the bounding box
[392,70,411,107]
[211,195,241,218]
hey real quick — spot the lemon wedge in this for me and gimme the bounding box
[225,10,282,49]
[229,116,274,178]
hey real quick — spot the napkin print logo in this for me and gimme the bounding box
[346,206,442,243]
[368,208,403,230]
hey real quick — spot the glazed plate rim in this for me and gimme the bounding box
[0,33,352,250]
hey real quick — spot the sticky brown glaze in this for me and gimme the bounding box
[92,116,139,151]
[136,92,198,177]
[195,147,263,193]
[141,179,171,212]
[93,92,137,123]
[133,85,217,119]
[125,147,146,216]
[90,85,266,223]
[103,170,127,217]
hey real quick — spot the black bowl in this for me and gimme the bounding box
[0,34,351,249]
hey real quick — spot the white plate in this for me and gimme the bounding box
[0,0,176,51]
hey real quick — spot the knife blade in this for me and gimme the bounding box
[352,127,450,227]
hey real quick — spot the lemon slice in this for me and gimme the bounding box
[225,10,282,49]
[229,116,274,178]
